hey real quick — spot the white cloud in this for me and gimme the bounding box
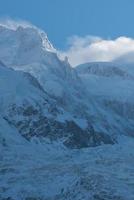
[60,35,134,66]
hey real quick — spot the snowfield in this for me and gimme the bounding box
[0,133,134,200]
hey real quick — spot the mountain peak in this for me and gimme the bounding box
[15,25,56,52]
[0,24,56,66]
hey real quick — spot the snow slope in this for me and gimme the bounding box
[0,61,113,148]
[0,97,134,200]
[76,62,134,137]
[1,124,134,200]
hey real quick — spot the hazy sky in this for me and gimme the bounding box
[0,0,134,49]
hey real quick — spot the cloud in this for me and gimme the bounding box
[60,35,134,66]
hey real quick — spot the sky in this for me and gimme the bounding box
[1,0,134,66]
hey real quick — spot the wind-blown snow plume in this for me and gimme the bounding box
[0,17,34,30]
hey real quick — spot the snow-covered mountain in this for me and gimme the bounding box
[1,60,112,149]
[0,25,86,113]
[0,24,134,200]
[0,25,115,146]
[76,62,134,138]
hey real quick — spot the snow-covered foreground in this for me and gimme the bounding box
[1,136,134,200]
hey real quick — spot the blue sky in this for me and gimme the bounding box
[0,0,134,49]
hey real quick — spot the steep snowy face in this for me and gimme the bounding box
[0,60,50,114]
[0,25,55,66]
[76,62,134,137]
[0,25,85,114]
[1,62,113,149]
